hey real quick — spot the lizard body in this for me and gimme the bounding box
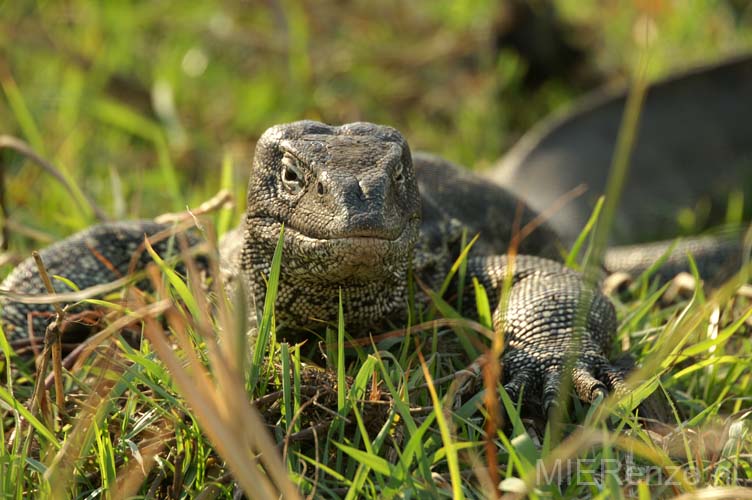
[0,121,743,412]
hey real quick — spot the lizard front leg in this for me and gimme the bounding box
[468,255,627,415]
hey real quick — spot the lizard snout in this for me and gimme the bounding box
[315,171,404,240]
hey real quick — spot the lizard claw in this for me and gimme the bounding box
[501,349,628,417]
[572,362,611,403]
[502,367,536,407]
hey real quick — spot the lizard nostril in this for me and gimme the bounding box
[316,181,325,196]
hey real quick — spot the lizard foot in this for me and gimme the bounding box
[501,349,629,417]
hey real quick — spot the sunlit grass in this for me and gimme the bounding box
[2,205,749,497]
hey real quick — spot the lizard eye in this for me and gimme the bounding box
[281,154,305,194]
[393,161,405,184]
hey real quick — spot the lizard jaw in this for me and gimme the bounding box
[245,216,420,283]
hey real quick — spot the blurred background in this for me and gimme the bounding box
[1,0,751,254]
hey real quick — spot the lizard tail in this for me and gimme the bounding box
[603,228,750,286]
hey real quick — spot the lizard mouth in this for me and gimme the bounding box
[247,215,419,281]
[285,227,403,243]
[250,215,419,244]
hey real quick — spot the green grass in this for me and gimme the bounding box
[2,1,752,498]
[3,219,750,497]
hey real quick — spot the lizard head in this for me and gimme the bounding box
[243,121,421,284]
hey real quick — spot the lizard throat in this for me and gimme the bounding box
[241,217,419,329]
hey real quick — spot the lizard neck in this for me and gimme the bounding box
[266,271,410,331]
[240,219,416,332]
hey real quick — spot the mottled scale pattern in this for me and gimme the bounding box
[468,255,623,412]
[0,221,201,339]
[604,235,745,285]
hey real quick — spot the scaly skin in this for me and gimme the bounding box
[0,221,204,341]
[1,120,737,414]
